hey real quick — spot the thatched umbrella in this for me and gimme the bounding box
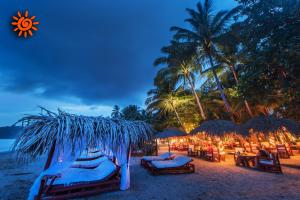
[154,127,187,154]
[242,116,300,145]
[190,120,243,136]
[242,116,300,135]
[13,108,154,163]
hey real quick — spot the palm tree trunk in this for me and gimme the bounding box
[171,104,186,131]
[208,55,232,114]
[186,76,206,120]
[229,64,254,118]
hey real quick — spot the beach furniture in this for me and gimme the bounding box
[187,145,198,157]
[200,146,221,162]
[276,144,292,159]
[76,150,104,161]
[234,153,256,167]
[257,152,282,173]
[146,155,195,175]
[72,155,109,169]
[36,159,120,200]
[141,152,175,168]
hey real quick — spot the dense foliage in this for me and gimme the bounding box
[146,0,300,130]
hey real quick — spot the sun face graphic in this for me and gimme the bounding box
[11,10,39,38]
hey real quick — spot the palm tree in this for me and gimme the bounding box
[146,89,190,131]
[154,41,206,120]
[111,105,122,119]
[179,62,206,119]
[214,30,254,117]
[170,0,241,116]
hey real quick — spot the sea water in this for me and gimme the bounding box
[0,139,15,152]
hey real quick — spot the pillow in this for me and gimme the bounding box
[72,156,108,169]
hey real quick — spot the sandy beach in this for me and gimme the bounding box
[0,151,300,200]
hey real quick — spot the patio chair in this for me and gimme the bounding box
[276,144,290,159]
[35,159,120,200]
[140,152,175,168]
[201,146,221,162]
[257,152,282,173]
[147,156,195,175]
[187,145,198,157]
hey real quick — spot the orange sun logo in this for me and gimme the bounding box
[11,10,39,38]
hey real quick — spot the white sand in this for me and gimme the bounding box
[0,151,300,200]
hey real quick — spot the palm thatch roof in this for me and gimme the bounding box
[242,116,300,136]
[155,127,187,139]
[190,120,243,136]
[13,108,154,160]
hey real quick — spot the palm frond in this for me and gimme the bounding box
[13,109,154,161]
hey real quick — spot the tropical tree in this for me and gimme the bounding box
[154,41,206,119]
[170,0,241,116]
[146,89,191,131]
[111,105,122,119]
[121,105,142,121]
[215,30,254,117]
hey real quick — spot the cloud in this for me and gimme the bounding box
[0,0,236,125]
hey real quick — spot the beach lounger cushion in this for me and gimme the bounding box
[53,159,116,185]
[142,152,174,161]
[151,156,192,169]
[77,151,104,160]
[259,160,274,165]
[71,156,108,168]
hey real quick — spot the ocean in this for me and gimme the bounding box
[0,139,15,152]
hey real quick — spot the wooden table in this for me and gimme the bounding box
[235,154,257,167]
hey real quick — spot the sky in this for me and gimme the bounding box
[0,0,236,126]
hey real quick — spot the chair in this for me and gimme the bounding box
[147,156,195,175]
[276,144,291,159]
[244,143,251,152]
[201,147,221,162]
[250,143,259,153]
[140,152,175,168]
[187,145,198,157]
[35,159,120,200]
[257,152,282,173]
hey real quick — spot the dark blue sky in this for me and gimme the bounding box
[0,0,236,125]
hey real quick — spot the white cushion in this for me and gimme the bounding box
[53,159,116,185]
[142,152,173,161]
[71,156,108,168]
[77,151,103,159]
[259,160,274,165]
[151,156,191,169]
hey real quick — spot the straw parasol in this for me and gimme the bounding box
[190,120,243,136]
[13,107,154,161]
[155,127,187,154]
[242,116,300,136]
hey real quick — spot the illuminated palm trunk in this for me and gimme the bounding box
[171,104,186,132]
[186,75,206,120]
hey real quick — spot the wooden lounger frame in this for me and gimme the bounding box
[140,156,174,169]
[146,160,195,176]
[35,167,120,200]
[35,141,121,200]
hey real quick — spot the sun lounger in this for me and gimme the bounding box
[36,159,120,200]
[140,152,175,168]
[147,156,195,175]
